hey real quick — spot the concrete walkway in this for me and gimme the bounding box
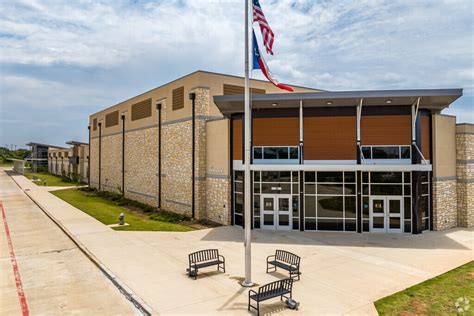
[5,170,474,315]
[0,169,135,315]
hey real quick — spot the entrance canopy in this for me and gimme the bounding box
[213,88,463,116]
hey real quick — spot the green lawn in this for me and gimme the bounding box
[51,188,193,232]
[24,172,83,186]
[375,261,474,315]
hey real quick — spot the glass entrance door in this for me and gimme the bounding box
[261,194,292,230]
[369,196,404,233]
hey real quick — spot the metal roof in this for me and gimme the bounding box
[213,88,463,116]
[26,142,66,149]
[66,141,89,146]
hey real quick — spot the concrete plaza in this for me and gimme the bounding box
[2,169,473,315]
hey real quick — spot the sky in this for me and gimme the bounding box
[0,0,473,148]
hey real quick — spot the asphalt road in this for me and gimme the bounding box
[0,169,136,315]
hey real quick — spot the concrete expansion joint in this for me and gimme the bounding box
[8,175,154,316]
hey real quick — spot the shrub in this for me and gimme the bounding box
[150,211,190,223]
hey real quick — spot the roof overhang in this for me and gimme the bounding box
[66,141,88,146]
[213,88,463,116]
[26,142,66,149]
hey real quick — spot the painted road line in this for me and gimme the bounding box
[0,200,30,316]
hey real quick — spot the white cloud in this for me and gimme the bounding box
[0,0,473,145]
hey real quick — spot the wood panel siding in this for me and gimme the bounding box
[304,108,357,160]
[131,99,152,121]
[93,118,98,131]
[105,110,119,127]
[252,109,299,146]
[361,106,411,145]
[420,111,431,160]
[232,115,243,160]
[223,84,265,95]
[172,86,184,110]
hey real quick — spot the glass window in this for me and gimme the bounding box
[345,172,356,183]
[276,147,289,159]
[362,172,369,183]
[363,184,370,195]
[363,197,370,217]
[421,184,429,195]
[304,196,316,217]
[420,196,428,218]
[292,172,299,182]
[404,172,411,183]
[253,147,262,159]
[404,197,411,219]
[305,218,316,230]
[254,171,260,182]
[292,196,299,216]
[261,171,291,182]
[345,197,356,218]
[290,147,299,159]
[235,214,243,226]
[318,219,343,231]
[404,185,411,196]
[235,193,243,214]
[235,171,244,182]
[421,172,429,183]
[318,172,343,183]
[318,184,344,195]
[254,218,260,229]
[305,172,315,182]
[371,172,403,183]
[293,219,299,230]
[370,184,403,195]
[254,195,260,216]
[362,147,371,159]
[401,146,411,159]
[344,184,356,195]
[235,181,243,193]
[372,146,399,159]
[253,183,260,193]
[263,147,277,159]
[404,221,411,233]
[317,196,343,218]
[345,220,357,231]
[305,184,315,194]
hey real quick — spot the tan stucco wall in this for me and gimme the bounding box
[432,114,456,178]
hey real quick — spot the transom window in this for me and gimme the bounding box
[362,145,411,160]
[253,146,299,160]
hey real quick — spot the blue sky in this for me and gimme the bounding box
[0,0,473,148]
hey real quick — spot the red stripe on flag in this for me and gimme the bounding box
[1,201,29,316]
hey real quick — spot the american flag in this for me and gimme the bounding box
[252,0,274,55]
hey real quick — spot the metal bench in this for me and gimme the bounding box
[248,278,294,315]
[187,249,225,279]
[266,250,301,280]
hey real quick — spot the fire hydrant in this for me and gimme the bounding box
[119,212,125,225]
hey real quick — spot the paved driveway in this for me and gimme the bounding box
[5,170,474,315]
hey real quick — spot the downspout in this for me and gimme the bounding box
[87,126,91,187]
[121,114,125,196]
[156,102,162,209]
[189,92,196,219]
[98,122,102,191]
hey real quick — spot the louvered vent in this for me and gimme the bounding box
[131,99,152,121]
[223,84,265,95]
[172,86,184,110]
[93,118,98,131]
[105,110,119,127]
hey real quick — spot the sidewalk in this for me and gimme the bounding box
[6,170,474,315]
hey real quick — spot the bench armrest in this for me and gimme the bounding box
[218,254,225,262]
[248,289,257,297]
[266,255,275,262]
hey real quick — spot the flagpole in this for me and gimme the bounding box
[242,0,253,288]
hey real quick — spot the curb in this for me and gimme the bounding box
[9,175,154,316]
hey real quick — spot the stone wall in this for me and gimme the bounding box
[124,127,159,206]
[432,179,458,230]
[101,134,122,193]
[206,176,231,225]
[456,129,474,227]
[89,137,100,189]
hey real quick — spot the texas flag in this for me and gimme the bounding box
[252,31,293,92]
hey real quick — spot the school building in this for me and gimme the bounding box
[88,70,473,234]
